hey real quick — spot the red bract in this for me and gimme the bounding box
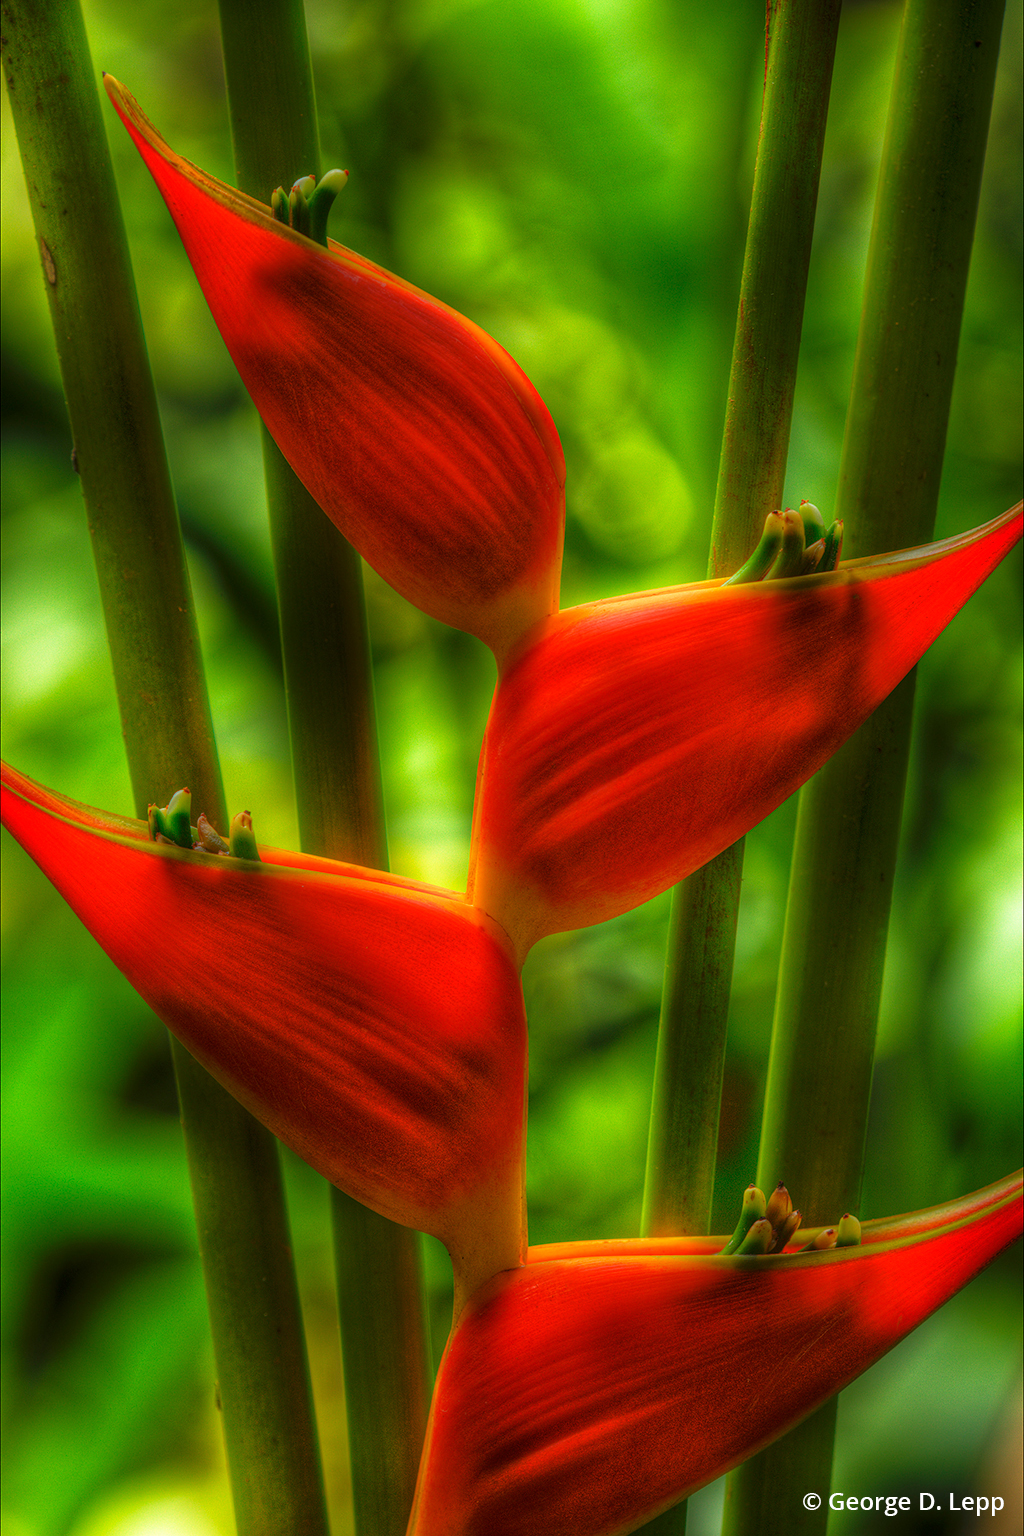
[103,77,565,663]
[469,503,1023,958]
[408,1173,1023,1536]
[0,764,526,1308]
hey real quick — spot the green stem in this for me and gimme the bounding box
[332,1192,433,1531]
[2,3,327,1531]
[708,0,843,580]
[260,437,390,867]
[172,1050,330,1535]
[645,0,842,1239]
[722,3,1006,1532]
[642,847,744,1243]
[216,2,432,1529]
[2,0,219,819]
[640,8,841,1530]
[643,0,842,1258]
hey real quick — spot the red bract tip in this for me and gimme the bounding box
[104,77,565,662]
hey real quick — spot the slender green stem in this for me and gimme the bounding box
[640,8,841,1530]
[1,0,219,820]
[645,0,842,1239]
[172,1050,330,1535]
[722,4,1006,1532]
[260,438,390,866]
[332,1193,433,1530]
[643,0,842,1253]
[2,3,327,1531]
[217,2,432,1529]
[708,0,843,580]
[642,847,744,1242]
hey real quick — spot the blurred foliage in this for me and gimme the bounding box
[1,1,1021,1533]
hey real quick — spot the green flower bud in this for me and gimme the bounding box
[725,514,787,586]
[228,809,261,862]
[800,1227,838,1252]
[307,168,349,246]
[798,500,826,545]
[836,1213,862,1247]
[288,179,312,238]
[721,1184,768,1254]
[772,511,807,578]
[147,788,193,848]
[818,519,844,572]
[165,788,193,846]
[735,1218,773,1255]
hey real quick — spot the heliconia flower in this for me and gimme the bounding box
[0,764,527,1309]
[407,1172,1023,1536]
[468,503,1023,960]
[103,77,565,663]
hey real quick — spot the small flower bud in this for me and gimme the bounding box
[836,1213,862,1247]
[772,1209,802,1253]
[287,183,311,237]
[147,788,193,848]
[228,809,261,862]
[725,514,786,585]
[721,1184,768,1253]
[165,788,193,845]
[194,811,229,854]
[307,169,349,246]
[802,537,826,573]
[764,1182,793,1231]
[772,511,807,577]
[798,500,826,546]
[801,1227,838,1252]
[735,1218,774,1255]
[819,520,844,572]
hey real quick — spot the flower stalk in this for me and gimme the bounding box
[1,2,327,1531]
[215,0,432,1528]
[723,1,1009,1530]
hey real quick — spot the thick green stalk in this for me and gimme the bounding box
[171,1051,330,1536]
[639,7,841,1530]
[217,2,432,1530]
[1,0,219,819]
[643,0,842,1249]
[642,847,744,1243]
[707,0,843,581]
[1,3,327,1532]
[722,3,1006,1532]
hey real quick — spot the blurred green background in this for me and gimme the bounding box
[2,1,1021,1533]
